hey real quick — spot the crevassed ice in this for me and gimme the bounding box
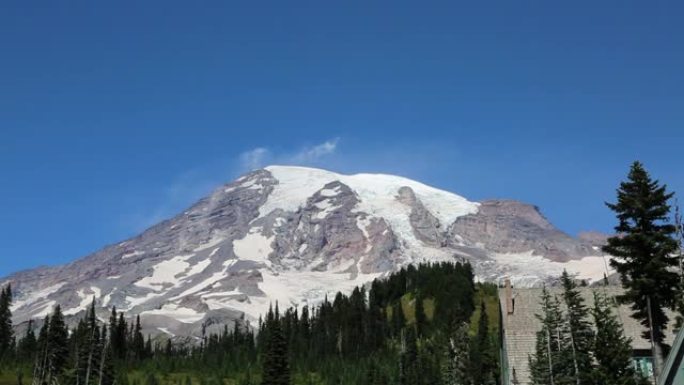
[261,165,478,225]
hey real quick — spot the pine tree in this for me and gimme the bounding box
[442,322,470,385]
[132,315,145,362]
[0,284,14,362]
[529,286,565,385]
[3,261,488,385]
[602,161,679,378]
[472,301,496,385]
[33,315,50,385]
[108,308,120,361]
[261,305,290,385]
[145,335,153,359]
[116,313,128,361]
[39,305,69,385]
[17,320,37,364]
[77,299,103,385]
[97,325,115,385]
[399,327,420,385]
[559,270,594,385]
[590,291,649,385]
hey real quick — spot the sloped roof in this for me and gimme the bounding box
[500,286,677,385]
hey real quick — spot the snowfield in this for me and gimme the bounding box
[6,165,612,335]
[261,165,479,227]
[491,251,615,286]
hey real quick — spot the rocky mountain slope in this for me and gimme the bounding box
[1,166,611,338]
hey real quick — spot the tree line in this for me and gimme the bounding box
[529,272,650,385]
[530,161,684,385]
[0,261,501,385]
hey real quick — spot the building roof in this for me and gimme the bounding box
[499,286,677,385]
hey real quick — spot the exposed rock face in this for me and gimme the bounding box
[449,200,597,262]
[399,186,446,247]
[577,231,610,248]
[1,166,609,338]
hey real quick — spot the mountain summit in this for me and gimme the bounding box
[2,166,610,337]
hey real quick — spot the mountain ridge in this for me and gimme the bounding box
[2,165,612,338]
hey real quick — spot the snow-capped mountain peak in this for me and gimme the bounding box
[3,166,611,338]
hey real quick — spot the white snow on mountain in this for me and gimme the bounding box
[5,165,611,336]
[261,165,479,226]
[233,228,274,265]
[135,255,195,290]
[10,282,66,313]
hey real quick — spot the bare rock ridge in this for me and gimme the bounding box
[1,166,610,338]
[450,200,598,262]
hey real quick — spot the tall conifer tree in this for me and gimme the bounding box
[261,305,289,385]
[442,322,470,385]
[529,286,566,385]
[18,320,37,363]
[472,301,496,385]
[132,316,145,362]
[590,291,648,385]
[0,284,13,361]
[45,306,69,385]
[602,161,679,377]
[559,271,594,385]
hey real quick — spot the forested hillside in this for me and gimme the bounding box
[0,262,500,385]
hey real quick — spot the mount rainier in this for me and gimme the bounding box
[1,166,612,338]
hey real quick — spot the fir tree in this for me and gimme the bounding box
[472,301,496,385]
[602,161,679,377]
[132,316,145,362]
[442,322,470,385]
[590,291,648,385]
[116,313,128,361]
[0,284,14,361]
[145,335,153,359]
[97,325,115,385]
[4,261,487,385]
[33,315,50,385]
[559,270,594,385]
[399,327,419,385]
[79,299,102,385]
[17,320,37,363]
[529,286,565,385]
[43,306,69,385]
[261,305,290,385]
[108,308,121,361]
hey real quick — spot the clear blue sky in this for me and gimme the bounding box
[1,1,682,277]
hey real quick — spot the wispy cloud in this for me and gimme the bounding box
[289,138,339,164]
[239,147,270,171]
[124,137,342,232]
[239,137,340,171]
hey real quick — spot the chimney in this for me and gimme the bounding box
[505,278,514,315]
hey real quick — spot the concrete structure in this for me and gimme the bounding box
[499,282,677,385]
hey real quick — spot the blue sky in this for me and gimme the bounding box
[1,1,682,276]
